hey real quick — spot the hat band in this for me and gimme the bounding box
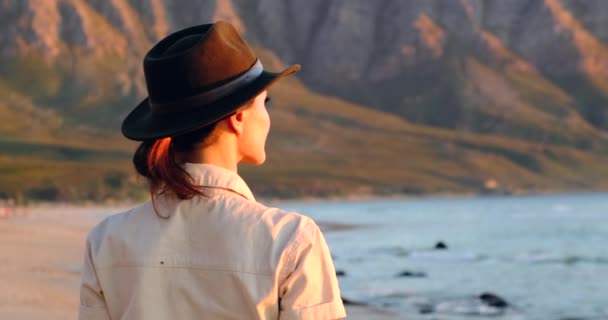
[149,59,264,114]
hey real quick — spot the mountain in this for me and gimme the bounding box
[2,0,608,201]
[244,0,608,148]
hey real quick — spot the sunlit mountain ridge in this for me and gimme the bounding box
[2,0,608,201]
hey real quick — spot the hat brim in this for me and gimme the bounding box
[121,64,300,141]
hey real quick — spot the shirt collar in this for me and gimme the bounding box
[183,163,256,201]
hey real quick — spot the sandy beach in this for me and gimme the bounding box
[0,205,398,320]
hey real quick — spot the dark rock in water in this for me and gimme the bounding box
[341,297,367,306]
[336,270,346,277]
[396,270,427,278]
[418,304,434,314]
[434,241,448,250]
[479,292,509,308]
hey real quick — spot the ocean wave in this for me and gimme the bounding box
[406,250,487,263]
[366,291,523,318]
[373,245,608,266]
[372,246,487,262]
[513,252,608,265]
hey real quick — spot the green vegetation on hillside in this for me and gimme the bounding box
[3,8,608,202]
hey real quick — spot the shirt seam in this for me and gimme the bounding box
[280,222,317,280]
[282,299,347,319]
[79,303,108,308]
[296,299,343,311]
[96,264,274,276]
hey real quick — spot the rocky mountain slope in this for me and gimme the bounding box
[2,0,608,200]
[244,0,608,147]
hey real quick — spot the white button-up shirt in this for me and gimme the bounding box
[79,163,346,320]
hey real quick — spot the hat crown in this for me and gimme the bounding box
[143,21,257,105]
[121,21,300,141]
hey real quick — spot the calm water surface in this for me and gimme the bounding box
[279,193,608,320]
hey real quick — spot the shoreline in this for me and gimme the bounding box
[12,188,608,210]
[3,203,371,234]
[262,188,608,204]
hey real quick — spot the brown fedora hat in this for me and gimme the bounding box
[121,21,300,141]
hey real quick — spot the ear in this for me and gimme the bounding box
[226,110,245,135]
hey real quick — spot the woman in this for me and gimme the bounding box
[79,21,346,320]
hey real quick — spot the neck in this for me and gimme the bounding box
[180,139,240,172]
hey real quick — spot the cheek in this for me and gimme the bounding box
[262,110,270,135]
[242,110,270,155]
[255,112,270,149]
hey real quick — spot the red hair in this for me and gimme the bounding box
[133,124,220,217]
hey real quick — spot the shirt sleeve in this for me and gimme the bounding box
[78,235,111,320]
[278,222,347,320]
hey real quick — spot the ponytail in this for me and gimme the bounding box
[133,137,207,217]
[132,115,230,216]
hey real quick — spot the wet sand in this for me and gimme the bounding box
[0,205,91,320]
[0,205,394,319]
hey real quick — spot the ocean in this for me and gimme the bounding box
[279,193,608,320]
